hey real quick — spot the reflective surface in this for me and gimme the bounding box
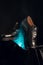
[13,25,26,50]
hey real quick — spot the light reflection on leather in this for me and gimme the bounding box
[13,25,26,50]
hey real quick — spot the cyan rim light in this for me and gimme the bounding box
[13,25,26,50]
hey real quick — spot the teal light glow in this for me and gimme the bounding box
[13,26,26,50]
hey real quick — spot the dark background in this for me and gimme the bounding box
[0,0,43,45]
[0,0,43,65]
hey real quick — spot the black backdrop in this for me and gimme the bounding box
[0,0,43,65]
[0,0,43,45]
